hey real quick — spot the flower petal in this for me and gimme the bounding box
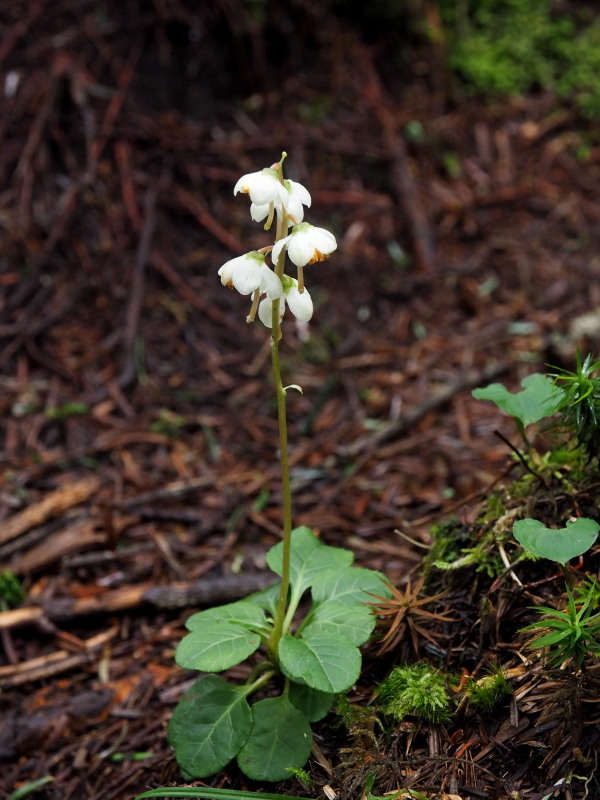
[230,253,265,295]
[259,264,283,299]
[258,296,285,328]
[285,285,313,322]
[271,234,291,266]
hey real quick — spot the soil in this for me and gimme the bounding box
[1,2,599,799]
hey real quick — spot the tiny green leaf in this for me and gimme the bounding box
[175,621,262,672]
[472,373,561,427]
[168,674,252,778]
[237,696,312,781]
[246,582,281,616]
[288,683,335,722]
[279,630,361,693]
[513,517,600,565]
[267,527,354,599]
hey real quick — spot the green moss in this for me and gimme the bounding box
[377,663,453,724]
[440,0,600,118]
[464,666,512,712]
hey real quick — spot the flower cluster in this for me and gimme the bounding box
[218,155,337,329]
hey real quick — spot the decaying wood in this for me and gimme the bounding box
[0,476,102,546]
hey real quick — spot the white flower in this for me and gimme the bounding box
[271,222,337,268]
[258,277,313,328]
[249,178,311,224]
[218,252,282,298]
[234,168,287,207]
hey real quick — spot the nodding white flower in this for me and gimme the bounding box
[258,277,313,328]
[249,179,311,224]
[271,222,337,268]
[234,168,288,207]
[218,251,282,298]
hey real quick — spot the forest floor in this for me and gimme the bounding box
[1,2,600,799]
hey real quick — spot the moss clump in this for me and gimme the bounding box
[377,663,453,724]
[464,666,512,712]
[440,0,600,118]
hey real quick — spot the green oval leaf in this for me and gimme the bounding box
[513,517,600,565]
[288,683,335,722]
[311,566,392,606]
[267,527,354,599]
[186,600,270,634]
[168,674,252,778]
[303,601,375,646]
[237,696,312,781]
[175,621,262,672]
[472,373,561,427]
[279,630,361,693]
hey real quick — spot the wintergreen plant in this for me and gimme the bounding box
[521,582,600,667]
[162,155,392,784]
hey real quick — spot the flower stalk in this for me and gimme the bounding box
[218,153,337,660]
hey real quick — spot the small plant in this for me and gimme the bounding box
[521,583,600,667]
[0,570,25,609]
[377,663,452,724]
[153,155,392,785]
[550,352,600,462]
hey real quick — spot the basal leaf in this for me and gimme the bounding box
[279,630,361,693]
[303,601,375,646]
[186,600,270,634]
[513,517,599,565]
[237,696,312,781]
[472,373,561,427]
[175,621,262,672]
[267,527,354,599]
[288,682,335,722]
[311,566,392,606]
[246,582,281,616]
[168,674,252,778]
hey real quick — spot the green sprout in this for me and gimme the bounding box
[377,663,452,724]
[550,352,600,461]
[0,571,26,609]
[521,583,600,667]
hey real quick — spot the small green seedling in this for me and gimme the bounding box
[550,352,600,461]
[513,517,599,565]
[522,583,600,667]
[472,373,561,450]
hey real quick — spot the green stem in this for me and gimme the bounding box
[267,204,293,660]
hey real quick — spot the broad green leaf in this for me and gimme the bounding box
[472,373,561,427]
[175,621,262,672]
[513,517,600,565]
[267,527,354,599]
[279,630,361,693]
[186,600,270,634]
[246,582,281,616]
[303,601,375,646]
[311,566,392,606]
[288,682,335,722]
[168,674,252,778]
[237,695,312,781]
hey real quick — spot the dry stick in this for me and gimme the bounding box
[492,428,549,488]
[339,363,508,457]
[358,44,436,273]
[0,573,272,632]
